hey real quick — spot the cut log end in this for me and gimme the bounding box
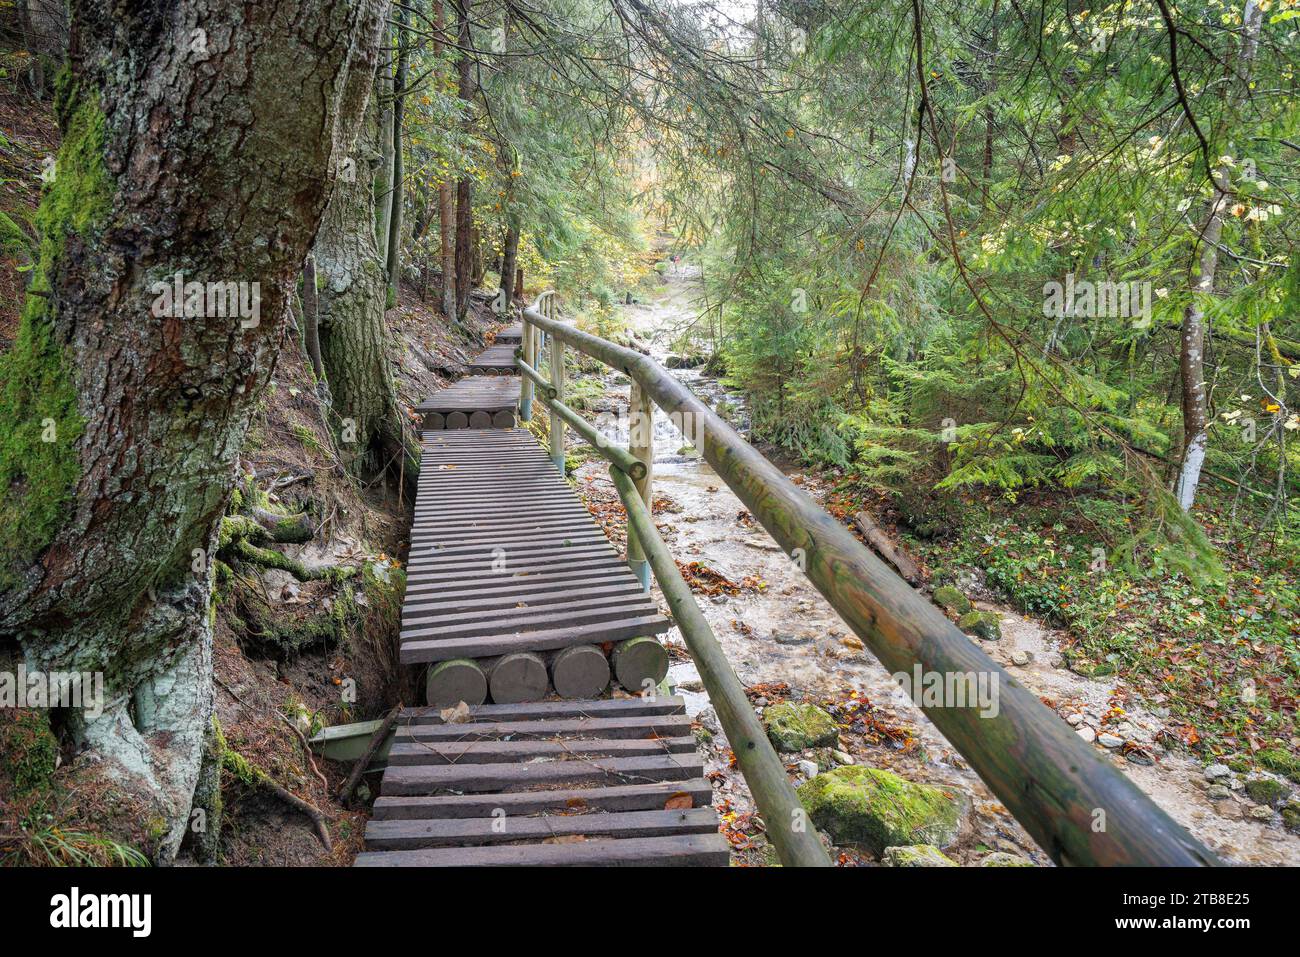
[611,636,668,693]
[468,410,493,428]
[550,644,611,699]
[446,411,469,429]
[492,410,516,428]
[425,658,487,707]
[488,652,550,704]
[423,412,446,431]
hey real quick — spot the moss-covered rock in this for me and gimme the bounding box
[798,765,968,854]
[1257,749,1300,785]
[958,610,1001,641]
[762,702,838,752]
[1244,775,1291,807]
[980,851,1035,867]
[933,585,971,616]
[881,844,956,867]
[0,709,58,796]
[1282,801,1300,833]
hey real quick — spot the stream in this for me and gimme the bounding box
[570,264,1300,867]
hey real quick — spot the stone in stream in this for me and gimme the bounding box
[797,765,969,855]
[957,610,1002,641]
[881,844,957,867]
[762,702,838,752]
[1244,775,1291,807]
[932,585,972,616]
[979,851,1035,867]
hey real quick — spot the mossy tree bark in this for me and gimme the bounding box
[0,0,388,861]
[312,74,411,479]
[453,0,476,321]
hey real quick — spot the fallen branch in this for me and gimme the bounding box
[852,510,923,585]
[338,705,402,805]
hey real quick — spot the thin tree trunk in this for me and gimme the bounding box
[385,3,409,300]
[301,255,324,383]
[375,24,394,268]
[454,0,476,321]
[434,0,457,320]
[1175,1,1263,511]
[0,0,388,862]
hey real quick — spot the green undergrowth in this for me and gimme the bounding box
[914,495,1298,764]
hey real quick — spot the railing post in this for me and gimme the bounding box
[625,381,654,590]
[549,319,566,473]
[520,317,534,422]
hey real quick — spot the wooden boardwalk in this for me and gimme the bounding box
[414,375,519,430]
[358,331,726,867]
[467,343,519,374]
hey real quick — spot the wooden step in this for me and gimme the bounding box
[355,833,731,867]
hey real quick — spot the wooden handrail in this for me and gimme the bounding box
[523,302,1219,867]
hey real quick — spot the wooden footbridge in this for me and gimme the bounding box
[340,294,1219,868]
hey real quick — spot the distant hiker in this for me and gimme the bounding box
[670,253,681,273]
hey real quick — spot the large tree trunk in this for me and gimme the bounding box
[385,3,409,300]
[0,0,388,861]
[1174,2,1263,511]
[453,0,475,321]
[312,79,409,478]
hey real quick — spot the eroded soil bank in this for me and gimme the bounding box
[572,265,1300,867]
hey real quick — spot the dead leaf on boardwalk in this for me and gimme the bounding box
[664,792,694,810]
[544,834,587,844]
[565,797,588,809]
[440,701,472,724]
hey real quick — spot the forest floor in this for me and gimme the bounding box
[569,263,1300,866]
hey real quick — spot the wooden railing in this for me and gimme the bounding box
[518,298,1220,868]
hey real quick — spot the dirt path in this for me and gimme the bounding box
[572,265,1300,866]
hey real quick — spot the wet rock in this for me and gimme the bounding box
[797,765,969,855]
[1204,763,1232,781]
[958,610,1001,641]
[762,702,839,752]
[979,851,1034,867]
[881,844,957,867]
[1244,775,1291,807]
[932,585,972,616]
[773,632,814,646]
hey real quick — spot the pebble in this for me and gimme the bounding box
[1206,785,1233,801]
[1204,763,1232,781]
[1076,726,1096,743]
[1066,713,1084,726]
[797,759,818,779]
[1097,733,1124,749]
[1010,651,1031,666]
[773,632,813,646]
[831,750,854,765]
[1249,806,1274,821]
